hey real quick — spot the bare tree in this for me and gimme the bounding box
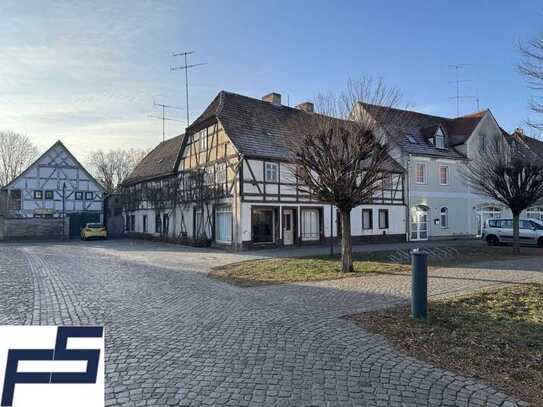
[463,135,543,254]
[286,79,411,272]
[87,148,150,193]
[519,34,543,130]
[0,131,38,187]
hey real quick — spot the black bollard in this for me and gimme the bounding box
[411,249,428,320]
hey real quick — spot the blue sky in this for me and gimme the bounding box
[2,1,543,159]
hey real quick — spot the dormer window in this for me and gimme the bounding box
[435,133,445,149]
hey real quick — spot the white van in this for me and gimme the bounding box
[482,218,543,247]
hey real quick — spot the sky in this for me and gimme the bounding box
[2,1,543,161]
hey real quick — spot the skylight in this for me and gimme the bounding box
[407,135,417,144]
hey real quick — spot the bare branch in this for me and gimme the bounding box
[86,148,150,193]
[0,131,38,187]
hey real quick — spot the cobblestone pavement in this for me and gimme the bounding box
[0,240,540,406]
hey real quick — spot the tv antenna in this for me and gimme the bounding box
[171,51,207,126]
[448,64,475,116]
[148,101,184,142]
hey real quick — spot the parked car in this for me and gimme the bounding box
[81,223,108,240]
[482,218,543,247]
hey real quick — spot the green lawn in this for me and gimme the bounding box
[348,284,543,405]
[209,246,542,287]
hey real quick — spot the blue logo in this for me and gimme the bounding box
[1,327,103,407]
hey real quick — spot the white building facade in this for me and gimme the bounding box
[1,141,104,220]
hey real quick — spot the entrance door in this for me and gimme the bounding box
[410,206,429,241]
[283,209,294,245]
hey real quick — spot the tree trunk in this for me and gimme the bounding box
[512,213,521,255]
[339,208,353,273]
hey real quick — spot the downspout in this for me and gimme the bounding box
[405,154,411,242]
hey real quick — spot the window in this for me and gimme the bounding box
[199,128,208,151]
[520,220,532,230]
[194,209,203,237]
[415,163,426,184]
[264,162,279,182]
[378,209,389,229]
[440,207,448,229]
[362,209,373,230]
[142,215,148,233]
[34,190,43,200]
[163,214,169,234]
[44,190,54,200]
[9,189,21,210]
[252,208,274,243]
[130,215,135,231]
[75,192,83,200]
[125,215,130,231]
[204,166,215,185]
[216,163,227,184]
[85,192,94,201]
[301,208,320,241]
[439,166,449,185]
[155,214,162,233]
[435,133,446,149]
[215,206,232,243]
[407,134,417,144]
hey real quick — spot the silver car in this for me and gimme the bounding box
[482,218,543,247]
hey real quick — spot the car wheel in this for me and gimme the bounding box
[486,235,499,246]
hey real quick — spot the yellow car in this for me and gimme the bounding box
[81,223,108,240]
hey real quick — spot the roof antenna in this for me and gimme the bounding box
[171,51,208,127]
[448,64,475,116]
[148,100,184,142]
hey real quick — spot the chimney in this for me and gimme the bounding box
[262,92,281,106]
[295,101,314,113]
[514,127,525,138]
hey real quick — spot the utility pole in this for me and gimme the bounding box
[171,51,207,126]
[448,64,474,116]
[148,101,183,142]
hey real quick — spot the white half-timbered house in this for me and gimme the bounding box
[121,91,407,249]
[1,141,104,232]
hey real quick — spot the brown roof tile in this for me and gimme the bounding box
[123,134,184,185]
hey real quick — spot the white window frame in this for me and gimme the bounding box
[301,208,320,241]
[264,162,279,183]
[440,207,448,229]
[199,128,208,151]
[415,163,426,184]
[439,165,449,186]
[215,206,232,244]
[435,133,445,149]
[362,209,373,230]
[378,209,389,229]
[216,163,227,184]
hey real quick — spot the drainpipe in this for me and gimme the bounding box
[405,155,411,242]
[330,204,334,256]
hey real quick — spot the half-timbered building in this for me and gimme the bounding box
[121,91,406,249]
[0,141,105,237]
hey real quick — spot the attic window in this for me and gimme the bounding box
[407,135,417,144]
[435,133,445,149]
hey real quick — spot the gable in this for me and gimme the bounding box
[3,141,104,193]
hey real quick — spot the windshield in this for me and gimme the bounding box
[531,219,543,229]
[86,223,104,228]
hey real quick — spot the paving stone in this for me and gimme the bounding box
[0,240,537,406]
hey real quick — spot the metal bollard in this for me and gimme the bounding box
[411,249,428,320]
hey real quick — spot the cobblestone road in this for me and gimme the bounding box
[0,240,540,406]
